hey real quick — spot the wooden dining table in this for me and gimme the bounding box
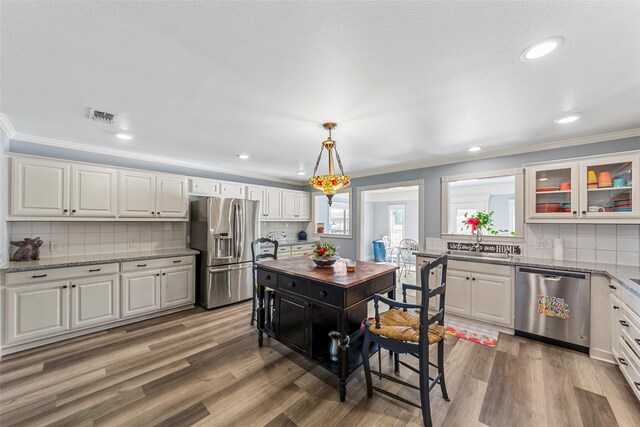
[255,256,397,401]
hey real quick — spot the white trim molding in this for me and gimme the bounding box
[0,114,17,139]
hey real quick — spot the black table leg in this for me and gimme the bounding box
[338,313,349,402]
[257,284,265,347]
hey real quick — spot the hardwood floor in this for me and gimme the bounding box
[1,301,638,427]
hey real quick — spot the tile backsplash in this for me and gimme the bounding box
[8,221,187,259]
[425,224,640,266]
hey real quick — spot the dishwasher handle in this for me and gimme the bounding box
[539,275,562,281]
[517,266,589,281]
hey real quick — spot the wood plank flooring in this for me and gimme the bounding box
[1,301,638,426]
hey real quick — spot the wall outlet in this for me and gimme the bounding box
[50,241,60,252]
[129,241,137,248]
[535,239,552,249]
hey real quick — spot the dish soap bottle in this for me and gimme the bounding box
[297,229,307,241]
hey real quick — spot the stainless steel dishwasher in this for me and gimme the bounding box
[515,266,591,352]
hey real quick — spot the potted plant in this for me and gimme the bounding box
[310,241,340,268]
[463,211,515,240]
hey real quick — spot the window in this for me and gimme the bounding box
[388,204,405,243]
[312,189,352,238]
[441,169,524,238]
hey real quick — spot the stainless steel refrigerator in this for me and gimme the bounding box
[190,197,259,309]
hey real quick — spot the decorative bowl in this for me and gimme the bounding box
[310,255,340,268]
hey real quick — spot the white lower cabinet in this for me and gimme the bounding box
[121,270,161,318]
[415,257,514,328]
[6,281,70,344]
[470,272,512,326]
[71,275,120,329]
[161,266,194,309]
[444,269,472,317]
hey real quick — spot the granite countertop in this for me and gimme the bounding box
[0,248,200,273]
[415,250,640,296]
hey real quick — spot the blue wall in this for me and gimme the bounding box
[322,136,640,259]
[9,140,305,190]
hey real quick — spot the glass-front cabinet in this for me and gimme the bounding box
[526,162,579,220]
[525,152,640,223]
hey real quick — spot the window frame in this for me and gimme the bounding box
[388,203,406,244]
[440,168,524,242]
[311,188,353,239]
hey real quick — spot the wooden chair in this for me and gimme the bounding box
[250,237,278,326]
[362,255,449,427]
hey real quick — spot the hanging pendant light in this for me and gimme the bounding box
[309,122,351,206]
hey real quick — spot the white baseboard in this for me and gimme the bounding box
[589,347,616,364]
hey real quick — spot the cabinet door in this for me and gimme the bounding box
[298,193,311,221]
[579,153,639,220]
[121,271,161,318]
[11,156,70,217]
[282,191,298,219]
[276,293,308,354]
[119,171,156,218]
[526,162,579,221]
[6,281,70,344]
[610,294,622,361]
[160,266,194,309]
[220,181,245,198]
[156,175,187,218]
[470,272,512,326]
[246,186,267,218]
[71,275,120,329]
[70,164,117,217]
[444,269,471,316]
[264,189,282,220]
[190,178,220,196]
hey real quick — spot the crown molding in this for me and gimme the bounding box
[9,131,303,185]
[349,127,640,179]
[0,114,17,139]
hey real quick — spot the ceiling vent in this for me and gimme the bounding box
[89,108,119,125]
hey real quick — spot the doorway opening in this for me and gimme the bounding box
[357,182,423,263]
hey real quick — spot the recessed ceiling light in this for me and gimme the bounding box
[468,146,483,152]
[520,37,564,61]
[554,114,581,124]
[296,170,306,175]
[237,154,249,160]
[115,133,133,140]
[539,177,549,181]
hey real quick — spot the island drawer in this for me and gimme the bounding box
[278,274,308,296]
[6,263,119,285]
[257,269,278,288]
[308,282,342,307]
[121,256,193,272]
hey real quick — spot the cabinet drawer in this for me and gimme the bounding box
[620,305,640,357]
[278,274,308,296]
[121,256,193,272]
[291,244,315,252]
[618,338,640,401]
[6,263,119,285]
[277,246,291,255]
[308,282,342,307]
[257,269,278,288]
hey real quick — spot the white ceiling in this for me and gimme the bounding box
[2,1,640,183]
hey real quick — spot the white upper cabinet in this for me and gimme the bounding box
[282,190,311,221]
[70,164,117,217]
[156,175,187,218]
[264,188,282,219]
[246,185,267,218]
[189,178,220,196]
[119,171,156,218]
[525,151,640,223]
[10,156,70,217]
[220,181,245,198]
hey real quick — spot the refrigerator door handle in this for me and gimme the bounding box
[236,203,244,258]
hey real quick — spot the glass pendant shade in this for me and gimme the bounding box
[309,123,351,206]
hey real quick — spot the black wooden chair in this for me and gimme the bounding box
[362,255,449,427]
[250,237,278,326]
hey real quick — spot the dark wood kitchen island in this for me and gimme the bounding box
[256,256,397,401]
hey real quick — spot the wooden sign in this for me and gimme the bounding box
[446,241,521,255]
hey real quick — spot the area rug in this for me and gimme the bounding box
[444,318,498,348]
